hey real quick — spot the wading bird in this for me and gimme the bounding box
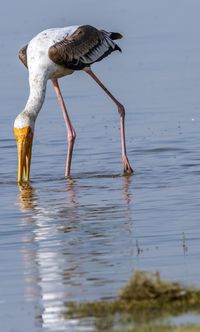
[14,25,133,183]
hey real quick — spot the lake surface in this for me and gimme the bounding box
[1,0,200,331]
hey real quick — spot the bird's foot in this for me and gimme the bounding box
[123,156,134,175]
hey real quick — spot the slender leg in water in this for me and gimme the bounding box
[51,79,76,177]
[84,67,133,174]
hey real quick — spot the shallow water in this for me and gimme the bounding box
[1,0,200,331]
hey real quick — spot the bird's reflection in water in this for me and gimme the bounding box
[18,183,37,212]
[123,174,132,206]
[66,178,77,207]
[18,180,81,331]
[17,175,134,331]
[122,175,134,257]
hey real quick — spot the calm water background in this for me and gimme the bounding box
[1,0,200,331]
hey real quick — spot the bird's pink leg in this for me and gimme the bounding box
[84,67,133,174]
[51,79,76,177]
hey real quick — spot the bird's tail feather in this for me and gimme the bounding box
[110,32,123,40]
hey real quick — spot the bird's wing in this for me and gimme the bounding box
[18,44,28,68]
[48,25,121,70]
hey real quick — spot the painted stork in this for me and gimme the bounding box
[14,24,133,183]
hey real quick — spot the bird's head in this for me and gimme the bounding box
[14,112,35,184]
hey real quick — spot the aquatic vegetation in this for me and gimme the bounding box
[66,271,200,331]
[68,271,200,318]
[114,325,200,332]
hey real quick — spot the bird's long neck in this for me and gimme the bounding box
[24,74,48,119]
[14,73,48,131]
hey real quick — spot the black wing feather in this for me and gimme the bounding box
[48,25,121,70]
[18,44,28,68]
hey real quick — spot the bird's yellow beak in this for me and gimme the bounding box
[14,127,33,184]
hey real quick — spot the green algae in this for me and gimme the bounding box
[66,271,200,331]
[67,272,200,319]
[114,325,200,332]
